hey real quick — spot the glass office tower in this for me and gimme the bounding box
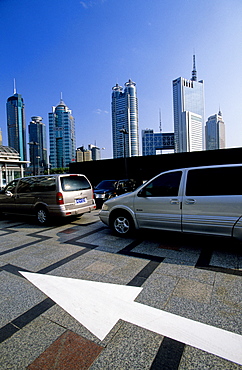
[205,110,225,150]
[173,56,205,153]
[49,98,76,169]
[112,79,139,158]
[142,129,174,156]
[6,91,27,161]
[28,116,48,174]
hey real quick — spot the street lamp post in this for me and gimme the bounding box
[119,128,128,178]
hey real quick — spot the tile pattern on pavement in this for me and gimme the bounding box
[0,211,241,369]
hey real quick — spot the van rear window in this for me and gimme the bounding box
[61,176,91,192]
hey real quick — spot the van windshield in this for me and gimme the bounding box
[61,176,91,192]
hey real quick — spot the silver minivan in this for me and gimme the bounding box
[99,164,242,240]
[0,174,96,225]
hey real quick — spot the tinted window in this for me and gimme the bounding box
[61,176,91,191]
[17,177,56,193]
[32,177,56,192]
[141,171,182,197]
[17,178,34,193]
[95,180,117,190]
[186,166,242,196]
[5,179,18,193]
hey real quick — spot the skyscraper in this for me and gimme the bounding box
[28,116,48,174]
[142,129,174,156]
[49,98,76,168]
[6,87,27,161]
[205,110,225,150]
[173,56,205,153]
[112,79,139,158]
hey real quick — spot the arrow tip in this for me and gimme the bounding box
[20,271,142,340]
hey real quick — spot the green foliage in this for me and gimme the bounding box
[48,167,69,174]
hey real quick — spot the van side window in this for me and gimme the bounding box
[141,171,182,197]
[186,167,242,196]
[5,180,18,193]
[17,178,34,193]
[32,177,56,192]
[61,176,91,192]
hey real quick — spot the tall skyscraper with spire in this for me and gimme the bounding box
[28,116,48,174]
[48,97,76,168]
[173,55,205,153]
[6,82,27,161]
[112,79,139,158]
[205,110,225,150]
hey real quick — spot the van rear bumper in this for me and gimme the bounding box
[48,204,96,217]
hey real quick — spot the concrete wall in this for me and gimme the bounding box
[69,147,242,187]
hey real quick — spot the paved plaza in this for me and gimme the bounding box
[0,210,241,369]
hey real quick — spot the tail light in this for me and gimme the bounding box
[56,192,64,205]
[92,189,96,208]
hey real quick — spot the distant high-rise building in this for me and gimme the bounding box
[205,110,225,150]
[173,56,205,153]
[6,87,27,161]
[88,144,101,160]
[76,146,92,162]
[28,116,48,174]
[142,129,174,156]
[49,98,76,168]
[112,79,139,158]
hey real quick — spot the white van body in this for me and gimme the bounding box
[99,164,242,240]
[0,174,96,225]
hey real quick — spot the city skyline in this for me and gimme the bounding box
[0,0,242,159]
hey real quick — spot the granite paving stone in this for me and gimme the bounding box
[27,330,104,370]
[172,277,214,304]
[0,317,66,370]
[89,322,163,370]
[179,344,242,369]
[210,251,240,269]
[135,274,179,309]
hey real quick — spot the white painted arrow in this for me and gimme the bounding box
[20,271,242,365]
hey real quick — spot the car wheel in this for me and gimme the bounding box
[36,207,49,225]
[111,211,134,237]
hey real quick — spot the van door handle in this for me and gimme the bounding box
[185,199,196,205]
[170,199,180,205]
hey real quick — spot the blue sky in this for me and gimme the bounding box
[1,0,242,159]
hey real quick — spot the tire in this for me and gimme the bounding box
[36,207,49,225]
[111,211,134,237]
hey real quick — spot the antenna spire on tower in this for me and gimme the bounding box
[159,109,162,132]
[191,54,197,81]
[13,78,16,94]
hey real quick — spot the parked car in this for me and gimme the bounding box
[94,179,135,208]
[99,164,242,240]
[0,174,96,225]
